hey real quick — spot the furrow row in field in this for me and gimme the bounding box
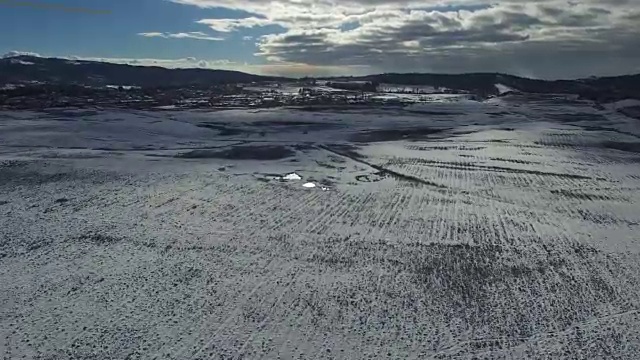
[378,186,417,241]
[181,260,298,359]
[258,188,326,233]
[172,254,284,357]
[214,183,302,230]
[218,182,278,224]
[301,192,356,236]
[391,157,607,192]
[313,190,374,237]
[364,190,403,241]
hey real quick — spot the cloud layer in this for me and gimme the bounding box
[138,31,223,41]
[161,0,640,78]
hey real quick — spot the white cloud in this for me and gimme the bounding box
[10,0,638,78]
[137,32,164,37]
[159,0,640,78]
[74,56,234,68]
[196,17,274,32]
[69,55,210,68]
[138,31,223,41]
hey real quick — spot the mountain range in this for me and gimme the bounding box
[0,55,283,87]
[2,55,639,101]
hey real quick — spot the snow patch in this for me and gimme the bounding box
[283,173,302,181]
[606,99,640,110]
[495,83,515,94]
[9,59,34,65]
[2,50,41,59]
[106,85,141,90]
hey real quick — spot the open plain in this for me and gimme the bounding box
[1,94,640,359]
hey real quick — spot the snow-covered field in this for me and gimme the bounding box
[1,95,640,359]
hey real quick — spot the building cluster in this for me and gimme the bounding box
[0,81,447,110]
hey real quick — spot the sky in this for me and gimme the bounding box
[1,0,639,78]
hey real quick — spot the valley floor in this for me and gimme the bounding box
[1,95,640,359]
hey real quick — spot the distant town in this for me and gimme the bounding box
[0,79,481,110]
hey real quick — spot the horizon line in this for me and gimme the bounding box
[3,53,639,81]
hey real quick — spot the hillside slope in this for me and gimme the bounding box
[2,55,639,101]
[0,56,283,87]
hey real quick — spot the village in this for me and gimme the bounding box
[0,79,476,110]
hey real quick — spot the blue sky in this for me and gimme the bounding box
[1,0,638,78]
[0,0,277,62]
